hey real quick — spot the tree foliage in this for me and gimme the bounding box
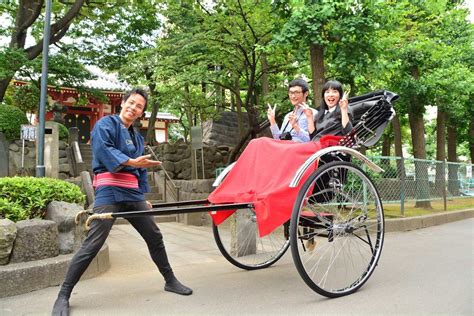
[1,0,473,167]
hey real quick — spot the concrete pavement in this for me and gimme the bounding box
[0,218,472,315]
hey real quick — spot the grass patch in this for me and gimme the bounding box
[383,198,474,218]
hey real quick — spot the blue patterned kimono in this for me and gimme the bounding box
[91,114,149,206]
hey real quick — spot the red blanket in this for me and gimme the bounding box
[208,136,341,237]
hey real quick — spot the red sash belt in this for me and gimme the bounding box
[93,172,139,189]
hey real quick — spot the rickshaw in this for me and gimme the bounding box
[79,90,399,298]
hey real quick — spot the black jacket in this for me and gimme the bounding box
[310,105,353,141]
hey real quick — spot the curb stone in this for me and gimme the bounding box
[384,208,474,232]
[0,244,109,298]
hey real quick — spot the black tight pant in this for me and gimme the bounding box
[59,201,173,298]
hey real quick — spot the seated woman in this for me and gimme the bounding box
[309,80,353,141]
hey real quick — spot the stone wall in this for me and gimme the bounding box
[175,179,215,201]
[0,205,109,298]
[175,179,214,226]
[174,179,216,226]
[151,110,270,180]
[0,202,86,265]
[6,139,71,179]
[202,111,249,147]
[0,133,8,177]
[7,140,36,176]
[150,143,231,180]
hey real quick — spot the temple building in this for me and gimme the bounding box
[13,66,178,143]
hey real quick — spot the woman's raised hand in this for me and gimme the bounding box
[339,93,349,111]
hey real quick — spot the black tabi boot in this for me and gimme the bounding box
[164,275,193,295]
[51,296,70,316]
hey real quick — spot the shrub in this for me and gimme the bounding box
[12,83,40,114]
[0,104,29,140]
[0,198,26,222]
[0,177,85,222]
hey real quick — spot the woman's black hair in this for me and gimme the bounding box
[314,80,343,122]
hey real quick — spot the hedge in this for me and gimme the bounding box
[0,177,85,222]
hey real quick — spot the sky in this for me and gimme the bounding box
[469,0,474,21]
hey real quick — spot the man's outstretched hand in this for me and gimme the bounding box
[124,154,162,168]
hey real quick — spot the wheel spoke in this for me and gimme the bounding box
[214,208,290,270]
[291,161,384,297]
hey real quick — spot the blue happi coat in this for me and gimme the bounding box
[91,114,149,206]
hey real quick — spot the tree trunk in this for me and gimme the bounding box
[144,73,158,145]
[185,85,197,179]
[242,58,259,140]
[408,66,431,208]
[309,43,325,108]
[392,114,406,178]
[261,53,270,97]
[434,108,446,196]
[380,126,392,174]
[215,66,223,111]
[145,98,159,145]
[230,91,235,112]
[381,133,391,157]
[235,78,244,137]
[447,122,459,195]
[435,109,446,161]
[409,113,431,208]
[0,79,10,103]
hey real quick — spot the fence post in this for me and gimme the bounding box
[400,156,405,216]
[442,160,447,211]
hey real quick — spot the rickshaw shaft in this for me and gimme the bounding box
[110,202,254,218]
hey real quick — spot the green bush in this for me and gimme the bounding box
[0,177,85,222]
[12,83,40,114]
[0,104,29,140]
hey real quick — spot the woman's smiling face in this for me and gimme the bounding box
[324,88,341,109]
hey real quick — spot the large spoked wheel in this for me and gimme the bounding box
[290,161,384,297]
[213,208,290,270]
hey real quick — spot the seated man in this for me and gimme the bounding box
[267,78,317,142]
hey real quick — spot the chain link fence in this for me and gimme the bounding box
[359,156,473,214]
[215,154,472,216]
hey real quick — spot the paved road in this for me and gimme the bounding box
[1,219,472,315]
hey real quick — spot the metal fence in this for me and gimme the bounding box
[359,156,473,214]
[215,155,472,215]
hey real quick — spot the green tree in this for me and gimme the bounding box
[154,0,289,163]
[372,0,473,207]
[0,1,159,108]
[67,2,164,144]
[0,0,89,101]
[274,0,381,105]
